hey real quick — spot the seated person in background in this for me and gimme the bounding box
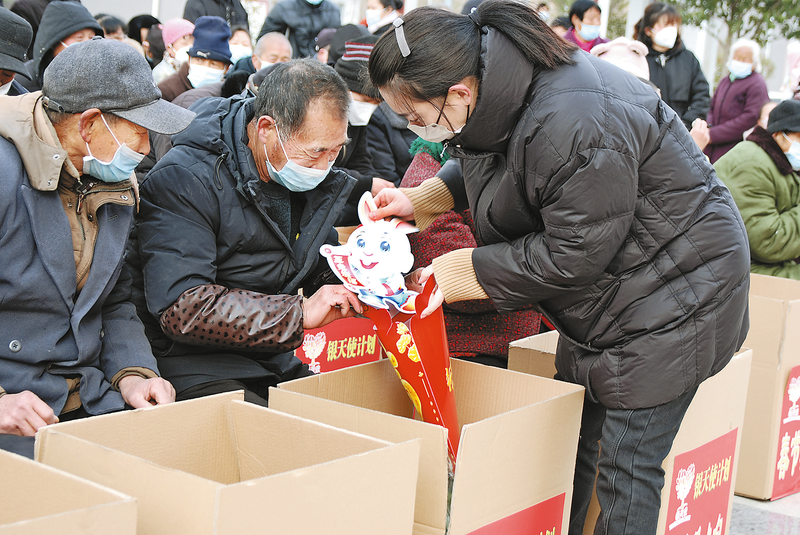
[228,24,253,66]
[128,59,362,407]
[0,38,190,458]
[400,139,544,368]
[158,16,232,102]
[550,16,571,39]
[563,0,608,52]
[703,39,769,163]
[0,8,33,97]
[714,100,800,280]
[17,1,102,92]
[151,18,195,84]
[331,36,396,226]
[230,32,293,78]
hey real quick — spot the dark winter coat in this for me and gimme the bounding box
[334,122,378,226]
[183,0,249,30]
[645,40,710,130]
[437,29,750,409]
[128,96,354,392]
[157,61,193,103]
[258,0,341,58]
[704,72,769,163]
[366,101,417,186]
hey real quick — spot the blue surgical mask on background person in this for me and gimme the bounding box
[264,126,333,192]
[306,0,324,5]
[784,133,800,171]
[188,63,225,88]
[578,23,600,41]
[83,114,145,183]
[728,59,753,80]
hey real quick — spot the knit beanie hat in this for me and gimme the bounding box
[334,35,380,99]
[189,16,232,64]
[767,100,800,134]
[161,18,195,48]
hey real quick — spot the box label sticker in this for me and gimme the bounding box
[664,428,737,535]
[466,492,564,534]
[772,364,800,500]
[295,317,382,373]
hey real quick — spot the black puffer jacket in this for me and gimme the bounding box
[258,0,341,58]
[128,96,354,390]
[366,101,418,186]
[438,29,750,409]
[183,0,249,30]
[645,40,710,130]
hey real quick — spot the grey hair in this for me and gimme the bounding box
[730,38,761,73]
[44,107,122,127]
[253,58,349,140]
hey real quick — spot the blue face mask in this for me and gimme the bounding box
[264,126,333,192]
[83,115,145,183]
[578,23,601,41]
[784,133,800,172]
[728,60,753,80]
[306,0,324,5]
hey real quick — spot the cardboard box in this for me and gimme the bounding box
[735,273,800,499]
[508,332,752,535]
[270,357,585,535]
[35,391,420,535]
[0,449,136,535]
[295,317,384,373]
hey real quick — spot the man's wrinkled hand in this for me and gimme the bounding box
[0,391,58,436]
[303,285,362,330]
[119,376,176,408]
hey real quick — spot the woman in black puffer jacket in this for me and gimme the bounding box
[366,1,750,534]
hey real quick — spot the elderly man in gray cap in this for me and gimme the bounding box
[0,7,33,96]
[0,37,195,458]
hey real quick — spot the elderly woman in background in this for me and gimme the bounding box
[702,39,769,163]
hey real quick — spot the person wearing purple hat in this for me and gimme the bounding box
[0,7,34,96]
[158,15,232,102]
[0,37,195,459]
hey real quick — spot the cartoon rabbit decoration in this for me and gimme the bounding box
[320,192,419,314]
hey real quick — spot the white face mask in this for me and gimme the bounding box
[349,97,378,126]
[652,26,678,49]
[188,63,225,88]
[406,95,468,144]
[229,44,252,64]
[173,46,191,66]
[0,79,12,96]
[365,8,384,28]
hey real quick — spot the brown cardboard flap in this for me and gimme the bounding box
[36,391,245,484]
[271,384,451,532]
[0,450,136,535]
[37,430,222,535]
[230,400,395,479]
[216,439,420,535]
[508,331,560,379]
[277,358,413,417]
[750,272,800,301]
[449,387,584,535]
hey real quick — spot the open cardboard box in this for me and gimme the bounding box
[270,357,585,535]
[509,331,752,535]
[0,449,136,535]
[35,391,420,535]
[734,273,800,500]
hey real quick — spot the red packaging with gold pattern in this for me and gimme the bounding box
[363,276,460,466]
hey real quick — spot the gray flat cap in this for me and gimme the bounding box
[767,100,800,134]
[0,7,33,79]
[42,37,195,135]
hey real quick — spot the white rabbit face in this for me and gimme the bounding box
[348,221,414,282]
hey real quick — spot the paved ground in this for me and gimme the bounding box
[730,492,800,534]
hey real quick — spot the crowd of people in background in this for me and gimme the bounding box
[0,0,798,532]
